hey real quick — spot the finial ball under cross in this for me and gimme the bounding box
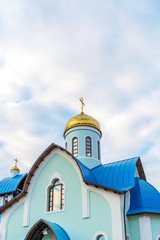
[80,97,85,113]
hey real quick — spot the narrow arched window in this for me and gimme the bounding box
[85,137,92,157]
[5,195,8,204]
[97,141,100,160]
[96,235,105,240]
[48,179,64,211]
[94,232,108,240]
[72,137,78,157]
[65,142,67,150]
[156,235,160,240]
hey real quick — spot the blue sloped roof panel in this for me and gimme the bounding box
[0,174,27,195]
[75,158,98,184]
[72,155,140,192]
[90,157,139,192]
[127,177,160,215]
[45,220,70,240]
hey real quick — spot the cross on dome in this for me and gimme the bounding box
[80,97,85,114]
[15,158,18,167]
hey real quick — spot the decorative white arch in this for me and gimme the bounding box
[93,231,108,240]
[156,234,160,240]
[45,172,66,213]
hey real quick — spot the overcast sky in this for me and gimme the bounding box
[0,0,160,190]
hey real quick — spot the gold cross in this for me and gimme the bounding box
[14,158,18,167]
[80,97,85,113]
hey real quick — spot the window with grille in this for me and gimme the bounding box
[48,179,64,212]
[72,137,78,157]
[85,137,92,157]
[97,141,100,160]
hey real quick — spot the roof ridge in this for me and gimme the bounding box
[103,157,140,166]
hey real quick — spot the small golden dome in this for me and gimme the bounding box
[11,166,20,172]
[11,158,20,172]
[64,112,102,137]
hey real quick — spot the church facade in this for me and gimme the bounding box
[0,102,160,240]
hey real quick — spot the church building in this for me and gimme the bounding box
[0,99,160,240]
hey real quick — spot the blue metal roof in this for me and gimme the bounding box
[0,174,27,195]
[45,220,70,240]
[127,177,160,215]
[72,156,141,192]
[90,157,139,192]
[75,158,98,184]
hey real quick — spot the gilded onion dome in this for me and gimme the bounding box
[64,112,102,137]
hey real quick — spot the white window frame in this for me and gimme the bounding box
[85,136,92,157]
[45,172,66,213]
[156,234,160,240]
[72,137,78,157]
[93,232,108,240]
[126,234,130,240]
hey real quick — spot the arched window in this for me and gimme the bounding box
[72,137,78,157]
[95,235,106,240]
[65,142,67,150]
[97,141,100,160]
[85,137,92,157]
[156,235,160,240]
[97,236,105,240]
[126,235,130,240]
[94,232,108,240]
[5,195,8,204]
[48,179,64,212]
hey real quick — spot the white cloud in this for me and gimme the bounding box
[0,0,160,192]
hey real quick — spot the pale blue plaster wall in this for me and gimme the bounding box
[6,153,112,240]
[126,216,140,240]
[6,204,28,239]
[125,192,141,240]
[150,216,160,239]
[65,128,101,168]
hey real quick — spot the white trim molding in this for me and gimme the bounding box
[65,126,101,138]
[0,199,25,240]
[139,215,152,240]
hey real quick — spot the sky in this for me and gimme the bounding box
[0,0,160,190]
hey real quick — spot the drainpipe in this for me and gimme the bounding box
[123,192,127,240]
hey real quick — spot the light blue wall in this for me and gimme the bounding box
[150,216,160,239]
[6,153,112,240]
[6,204,28,239]
[125,193,141,240]
[65,128,101,168]
[126,216,141,240]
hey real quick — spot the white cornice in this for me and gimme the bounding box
[64,126,101,138]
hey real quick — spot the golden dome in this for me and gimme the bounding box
[11,166,20,172]
[11,158,20,172]
[64,112,102,137]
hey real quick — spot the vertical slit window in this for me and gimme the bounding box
[97,141,100,160]
[85,137,92,157]
[72,137,78,157]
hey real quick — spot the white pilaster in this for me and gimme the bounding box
[139,215,152,240]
